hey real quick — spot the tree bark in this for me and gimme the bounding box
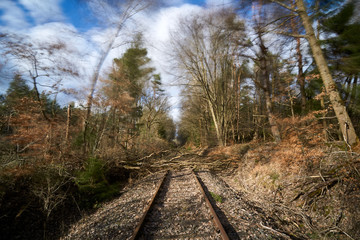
[344,76,352,106]
[351,76,358,103]
[32,75,50,122]
[296,36,306,113]
[263,73,282,142]
[208,99,224,146]
[259,39,281,143]
[290,1,306,113]
[296,0,358,146]
[65,104,71,143]
[264,89,281,142]
[320,94,328,142]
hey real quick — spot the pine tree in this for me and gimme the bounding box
[322,1,360,75]
[5,74,32,108]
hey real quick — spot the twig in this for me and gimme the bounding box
[274,203,315,231]
[168,155,183,162]
[259,223,292,240]
[136,150,171,162]
[321,227,355,240]
[334,226,355,240]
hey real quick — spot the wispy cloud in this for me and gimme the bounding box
[0,0,29,30]
[19,0,64,24]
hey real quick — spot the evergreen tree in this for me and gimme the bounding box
[5,74,32,108]
[111,41,154,125]
[1,74,32,134]
[116,37,154,105]
[322,1,360,75]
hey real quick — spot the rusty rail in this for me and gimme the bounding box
[129,170,168,240]
[193,171,230,240]
[129,170,229,240]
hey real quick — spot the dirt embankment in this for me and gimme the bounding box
[204,118,360,239]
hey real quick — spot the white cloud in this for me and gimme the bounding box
[0,0,206,118]
[0,22,100,104]
[84,25,131,76]
[144,4,203,44]
[28,22,76,44]
[0,0,29,29]
[86,27,119,51]
[134,4,204,121]
[30,24,89,79]
[19,0,64,24]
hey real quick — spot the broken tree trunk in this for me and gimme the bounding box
[296,0,358,146]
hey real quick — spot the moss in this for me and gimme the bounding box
[307,232,320,239]
[210,191,223,203]
[269,172,280,183]
[322,205,333,217]
[308,188,322,199]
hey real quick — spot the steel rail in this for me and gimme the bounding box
[129,170,169,240]
[193,171,230,240]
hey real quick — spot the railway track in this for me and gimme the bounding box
[130,169,229,240]
[64,167,288,239]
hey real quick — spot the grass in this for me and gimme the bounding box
[269,172,280,183]
[210,191,223,203]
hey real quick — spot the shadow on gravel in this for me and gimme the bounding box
[195,173,240,240]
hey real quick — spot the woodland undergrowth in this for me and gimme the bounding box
[219,115,360,239]
[0,134,171,240]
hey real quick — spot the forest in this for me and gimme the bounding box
[0,0,359,239]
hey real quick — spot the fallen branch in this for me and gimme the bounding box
[259,223,292,240]
[136,150,171,162]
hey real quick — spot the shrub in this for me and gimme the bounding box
[75,157,119,208]
[31,165,72,219]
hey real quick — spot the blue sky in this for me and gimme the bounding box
[0,0,210,31]
[0,0,235,120]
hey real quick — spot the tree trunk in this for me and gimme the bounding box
[320,94,328,142]
[236,72,241,143]
[65,104,71,143]
[264,81,281,142]
[208,99,224,146]
[253,86,261,141]
[296,37,306,113]
[93,112,111,154]
[259,47,281,143]
[351,76,358,103]
[344,76,352,106]
[290,2,306,113]
[32,76,50,122]
[288,80,295,119]
[296,0,358,146]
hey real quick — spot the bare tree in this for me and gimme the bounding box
[32,166,71,239]
[1,34,78,122]
[171,10,245,146]
[238,1,283,142]
[141,77,170,136]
